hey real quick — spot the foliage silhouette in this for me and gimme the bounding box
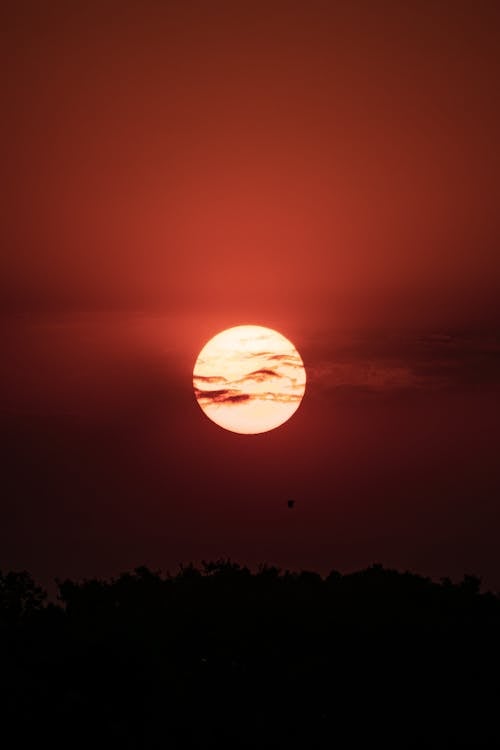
[1,560,500,747]
[0,570,46,624]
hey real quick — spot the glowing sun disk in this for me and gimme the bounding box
[193,325,306,434]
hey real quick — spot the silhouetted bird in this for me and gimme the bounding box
[287,500,295,509]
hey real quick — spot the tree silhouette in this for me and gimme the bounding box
[2,561,500,746]
[0,570,46,624]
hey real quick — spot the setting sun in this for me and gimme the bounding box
[193,325,306,434]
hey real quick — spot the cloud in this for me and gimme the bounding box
[192,375,228,384]
[307,330,500,394]
[247,369,283,380]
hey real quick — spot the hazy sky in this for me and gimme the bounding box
[1,1,500,589]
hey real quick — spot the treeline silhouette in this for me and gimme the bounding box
[2,561,500,747]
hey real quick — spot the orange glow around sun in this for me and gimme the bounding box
[193,325,306,434]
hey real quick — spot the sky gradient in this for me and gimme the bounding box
[2,1,500,590]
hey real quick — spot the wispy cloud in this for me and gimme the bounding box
[307,330,500,394]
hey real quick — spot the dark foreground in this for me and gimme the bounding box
[1,561,500,747]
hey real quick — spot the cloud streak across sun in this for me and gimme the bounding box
[193,326,306,434]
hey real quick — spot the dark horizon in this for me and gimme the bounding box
[3,559,500,745]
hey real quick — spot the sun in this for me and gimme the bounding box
[193,325,306,434]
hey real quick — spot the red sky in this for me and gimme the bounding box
[1,1,500,590]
